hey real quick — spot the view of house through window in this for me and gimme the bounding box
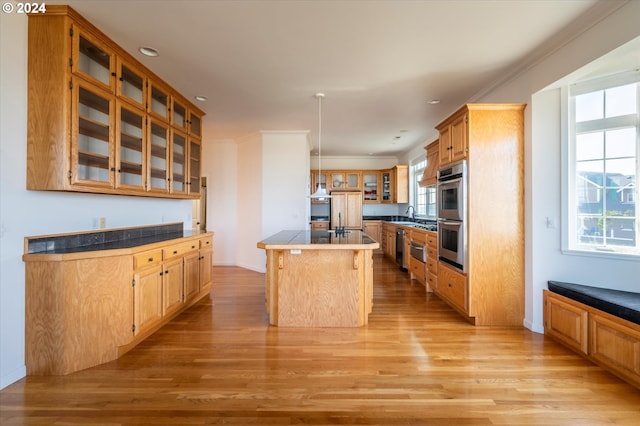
[568,71,639,256]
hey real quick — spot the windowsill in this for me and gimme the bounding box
[561,248,640,262]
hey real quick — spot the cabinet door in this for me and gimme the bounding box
[172,98,188,132]
[199,246,213,290]
[148,81,170,122]
[170,130,187,194]
[344,172,362,190]
[439,125,451,166]
[183,252,200,302]
[188,138,201,194]
[163,257,184,317]
[133,265,163,336]
[381,171,392,203]
[330,193,346,228]
[72,28,114,92]
[148,119,170,193]
[116,59,145,109]
[115,102,145,190]
[362,172,380,203]
[450,113,468,163]
[544,292,588,355]
[438,263,468,313]
[189,111,202,138]
[71,78,115,187]
[330,172,346,190]
[346,193,363,229]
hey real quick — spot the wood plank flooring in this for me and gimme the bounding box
[1,255,639,425]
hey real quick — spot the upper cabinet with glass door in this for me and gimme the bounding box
[329,171,361,191]
[116,59,146,110]
[26,6,204,199]
[72,28,115,93]
[362,172,380,203]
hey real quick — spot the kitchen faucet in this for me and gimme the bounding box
[405,205,415,219]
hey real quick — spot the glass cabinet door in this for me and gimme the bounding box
[189,111,202,137]
[71,78,114,186]
[148,119,169,192]
[171,130,187,193]
[381,171,392,202]
[172,99,188,132]
[72,29,114,92]
[189,138,201,194]
[117,59,145,110]
[148,82,170,122]
[363,172,380,202]
[345,172,361,190]
[116,102,145,189]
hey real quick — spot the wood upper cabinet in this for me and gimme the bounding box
[116,59,146,110]
[310,171,329,204]
[115,101,145,190]
[362,172,380,203]
[381,166,408,204]
[71,27,115,93]
[26,6,204,199]
[331,192,362,229]
[329,171,361,191]
[71,77,115,188]
[438,111,468,166]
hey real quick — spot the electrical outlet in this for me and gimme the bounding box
[99,217,106,229]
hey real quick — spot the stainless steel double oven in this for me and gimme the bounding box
[437,160,467,272]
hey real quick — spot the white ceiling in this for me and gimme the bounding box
[46,0,622,156]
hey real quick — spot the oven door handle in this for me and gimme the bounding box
[438,221,462,226]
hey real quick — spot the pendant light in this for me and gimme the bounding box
[309,92,331,199]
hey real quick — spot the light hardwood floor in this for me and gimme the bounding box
[1,255,639,425]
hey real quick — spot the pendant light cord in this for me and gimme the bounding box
[316,92,324,177]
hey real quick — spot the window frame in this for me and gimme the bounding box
[562,70,639,260]
[410,156,437,220]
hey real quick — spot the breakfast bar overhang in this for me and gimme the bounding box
[257,230,379,327]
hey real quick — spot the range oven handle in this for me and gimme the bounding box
[438,221,462,226]
[438,174,463,184]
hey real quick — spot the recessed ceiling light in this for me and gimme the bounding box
[428,99,441,105]
[138,46,159,57]
[399,129,409,133]
[194,95,208,102]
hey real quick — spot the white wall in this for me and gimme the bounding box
[474,1,640,332]
[203,139,238,266]
[236,133,263,271]
[0,14,192,389]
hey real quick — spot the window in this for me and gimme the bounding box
[567,71,639,256]
[411,158,436,219]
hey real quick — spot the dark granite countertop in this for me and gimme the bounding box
[24,223,208,255]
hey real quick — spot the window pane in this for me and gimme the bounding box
[606,127,636,159]
[576,131,603,161]
[575,90,603,122]
[605,84,637,118]
[604,217,636,247]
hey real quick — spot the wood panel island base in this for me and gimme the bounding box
[257,230,379,327]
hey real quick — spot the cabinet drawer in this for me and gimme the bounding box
[199,236,213,249]
[311,221,329,230]
[427,232,437,248]
[409,258,426,283]
[426,248,438,272]
[164,241,198,260]
[134,249,163,270]
[427,271,438,291]
[411,230,427,245]
[438,263,467,312]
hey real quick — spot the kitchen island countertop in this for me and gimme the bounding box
[257,230,379,250]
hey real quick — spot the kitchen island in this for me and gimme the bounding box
[257,230,379,327]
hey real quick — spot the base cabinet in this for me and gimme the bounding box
[437,262,468,314]
[363,221,382,254]
[544,290,640,389]
[24,231,214,375]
